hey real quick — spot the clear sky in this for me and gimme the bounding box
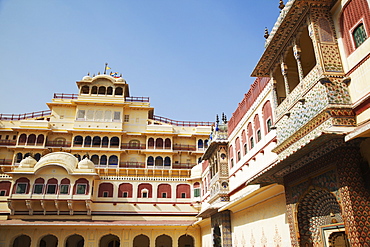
[0,0,280,122]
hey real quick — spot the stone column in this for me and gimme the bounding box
[280,60,290,95]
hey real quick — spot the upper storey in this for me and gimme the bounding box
[76,74,130,99]
[251,0,361,163]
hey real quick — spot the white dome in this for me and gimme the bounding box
[190,163,202,179]
[19,156,37,168]
[115,77,126,83]
[78,157,95,169]
[82,76,92,82]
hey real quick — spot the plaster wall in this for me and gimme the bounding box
[230,193,291,247]
[0,224,200,247]
[199,221,212,247]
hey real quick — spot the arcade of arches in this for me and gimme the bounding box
[11,232,195,247]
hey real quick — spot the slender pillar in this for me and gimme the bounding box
[280,60,290,95]
[293,44,304,81]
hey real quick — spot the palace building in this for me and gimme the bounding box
[0,74,212,247]
[249,0,370,246]
[1,0,370,246]
[193,0,370,246]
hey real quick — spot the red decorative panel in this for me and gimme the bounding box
[340,0,370,55]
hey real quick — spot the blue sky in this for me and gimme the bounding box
[0,0,280,122]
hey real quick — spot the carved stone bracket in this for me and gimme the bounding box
[7,200,14,215]
[26,200,33,216]
[67,200,74,215]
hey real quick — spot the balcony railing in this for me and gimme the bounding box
[0,159,12,166]
[173,144,196,151]
[0,140,16,146]
[172,163,196,169]
[45,141,72,147]
[121,143,146,150]
[53,93,78,99]
[118,162,146,168]
[0,110,52,121]
[53,93,150,103]
[151,115,213,127]
[125,96,150,102]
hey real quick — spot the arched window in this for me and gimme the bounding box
[155,156,163,167]
[165,138,171,149]
[247,122,254,150]
[36,134,44,145]
[46,178,58,194]
[102,136,109,147]
[91,86,97,94]
[91,155,99,166]
[108,155,118,165]
[193,182,200,197]
[107,87,113,95]
[138,183,152,198]
[98,86,106,95]
[204,139,209,148]
[262,100,273,134]
[235,137,241,162]
[74,154,81,161]
[27,134,36,145]
[254,114,261,143]
[110,137,119,148]
[15,153,23,163]
[164,157,171,167]
[92,136,101,147]
[74,178,89,195]
[66,234,84,247]
[81,85,89,94]
[115,87,123,96]
[100,155,107,166]
[176,184,190,198]
[267,119,272,133]
[198,139,204,149]
[98,183,113,197]
[178,234,194,247]
[100,234,120,247]
[156,235,172,247]
[155,138,163,149]
[13,177,30,194]
[33,178,45,194]
[34,153,41,161]
[229,145,234,168]
[84,136,92,147]
[148,138,154,148]
[39,235,58,247]
[147,156,154,166]
[74,136,83,146]
[18,134,27,144]
[133,235,149,247]
[0,181,11,196]
[118,183,133,198]
[157,183,171,198]
[60,178,70,195]
[13,235,31,247]
[55,137,66,146]
[340,0,370,55]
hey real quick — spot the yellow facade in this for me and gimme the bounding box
[0,74,212,247]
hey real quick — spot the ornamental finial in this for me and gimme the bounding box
[279,0,285,10]
[264,27,269,39]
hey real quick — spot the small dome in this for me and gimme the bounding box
[19,156,37,168]
[115,77,126,83]
[190,163,202,179]
[78,157,95,169]
[82,76,92,82]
